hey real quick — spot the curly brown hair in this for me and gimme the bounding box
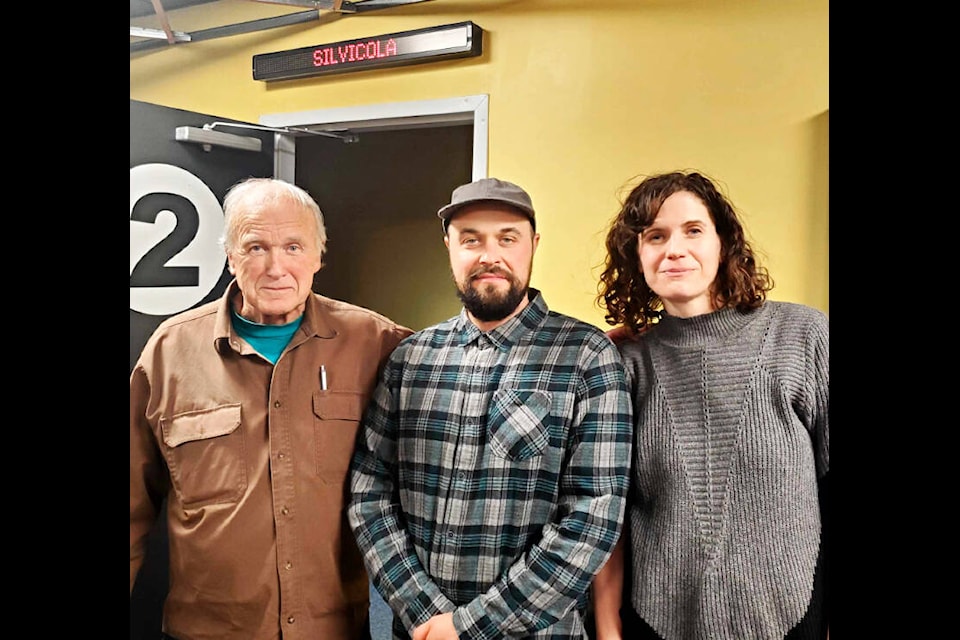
[596,170,773,335]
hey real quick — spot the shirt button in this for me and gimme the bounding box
[285,561,293,570]
[287,616,295,624]
[447,530,455,538]
[274,400,281,408]
[281,506,290,515]
[457,472,467,481]
[278,452,285,459]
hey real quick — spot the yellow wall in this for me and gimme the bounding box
[131,0,829,325]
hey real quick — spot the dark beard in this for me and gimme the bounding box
[456,270,528,322]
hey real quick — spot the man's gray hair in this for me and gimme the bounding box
[220,177,327,256]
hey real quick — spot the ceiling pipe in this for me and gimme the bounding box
[149,0,178,44]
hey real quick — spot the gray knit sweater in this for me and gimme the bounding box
[618,301,829,640]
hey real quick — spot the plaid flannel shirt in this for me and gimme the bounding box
[348,289,632,639]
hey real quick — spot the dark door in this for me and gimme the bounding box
[129,99,274,639]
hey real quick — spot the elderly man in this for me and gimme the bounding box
[131,177,412,640]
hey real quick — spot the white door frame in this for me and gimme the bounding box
[259,94,489,183]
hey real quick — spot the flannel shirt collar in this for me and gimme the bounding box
[453,287,547,349]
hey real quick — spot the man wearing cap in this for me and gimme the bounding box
[347,177,633,639]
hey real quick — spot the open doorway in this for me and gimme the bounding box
[264,94,489,331]
[264,96,488,639]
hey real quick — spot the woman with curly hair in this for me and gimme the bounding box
[591,170,829,640]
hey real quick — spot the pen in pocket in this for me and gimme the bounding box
[320,365,328,390]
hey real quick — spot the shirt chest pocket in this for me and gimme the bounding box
[313,390,365,484]
[160,403,245,508]
[487,389,552,461]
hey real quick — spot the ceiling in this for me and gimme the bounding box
[131,0,218,19]
[130,0,440,52]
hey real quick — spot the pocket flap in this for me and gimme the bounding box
[161,403,242,448]
[312,390,364,421]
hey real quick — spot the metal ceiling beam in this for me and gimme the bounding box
[131,9,321,53]
[349,0,436,10]
[252,1,358,11]
[130,0,440,53]
[249,0,439,14]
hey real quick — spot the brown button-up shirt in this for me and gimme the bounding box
[130,281,412,640]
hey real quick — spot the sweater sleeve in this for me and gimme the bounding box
[804,309,829,478]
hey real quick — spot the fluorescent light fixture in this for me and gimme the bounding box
[130,26,191,42]
[175,126,263,153]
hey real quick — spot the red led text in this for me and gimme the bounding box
[313,38,399,67]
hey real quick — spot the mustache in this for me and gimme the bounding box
[469,266,512,280]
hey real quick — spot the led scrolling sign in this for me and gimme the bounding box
[253,21,483,82]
